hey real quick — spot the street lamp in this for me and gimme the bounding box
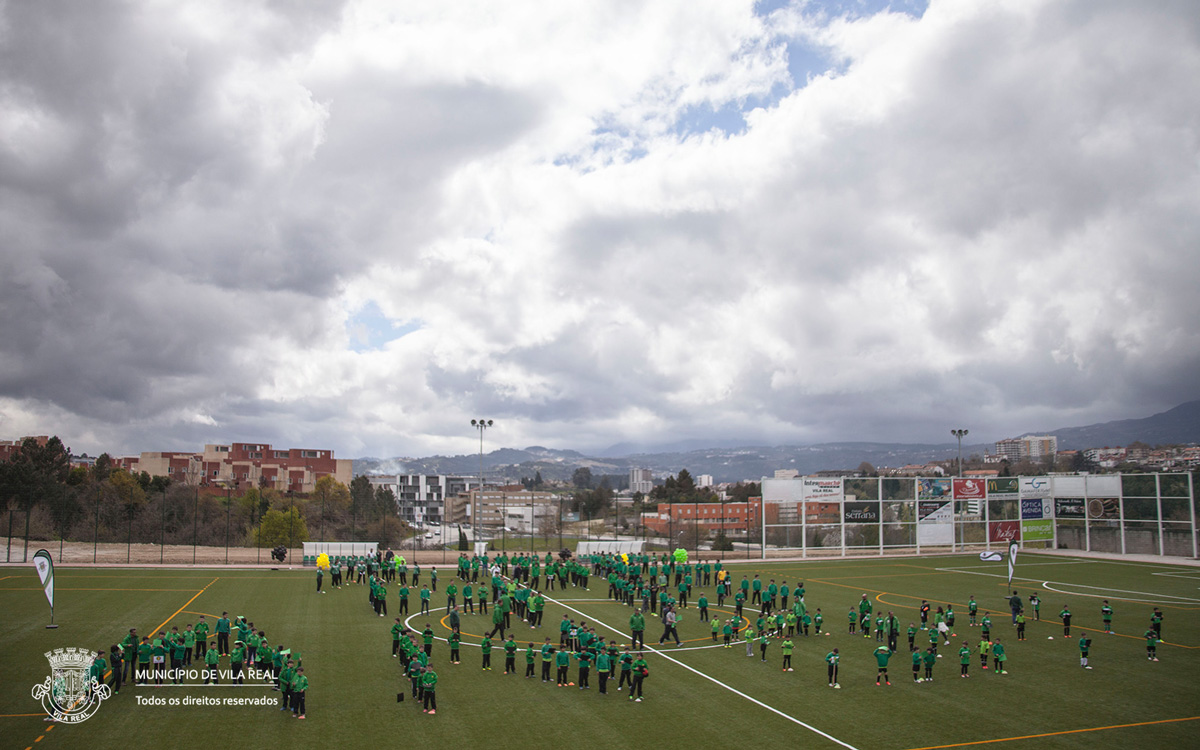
[471,419,492,548]
[951,429,969,477]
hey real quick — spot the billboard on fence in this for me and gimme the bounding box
[1022,518,1053,542]
[953,478,987,500]
[987,477,1019,497]
[918,478,951,500]
[802,478,843,501]
[1055,497,1085,518]
[843,502,880,523]
[1019,476,1052,499]
[1021,497,1052,520]
[917,500,954,545]
[989,520,1021,543]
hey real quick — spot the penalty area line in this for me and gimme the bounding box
[545,593,860,750]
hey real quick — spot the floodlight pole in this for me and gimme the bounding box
[471,419,493,548]
[951,429,969,477]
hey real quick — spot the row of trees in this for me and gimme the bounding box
[0,437,415,551]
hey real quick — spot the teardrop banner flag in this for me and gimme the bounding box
[33,549,57,628]
[1007,542,1019,587]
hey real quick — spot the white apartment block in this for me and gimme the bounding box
[629,468,654,495]
[995,435,1058,463]
[367,474,476,527]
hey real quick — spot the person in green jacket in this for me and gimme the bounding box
[199,642,220,685]
[504,638,518,674]
[781,639,795,671]
[629,609,646,650]
[120,628,138,681]
[959,641,972,677]
[480,637,493,671]
[629,654,648,701]
[277,659,294,704]
[596,649,611,693]
[874,645,893,685]
[136,637,152,685]
[488,603,507,640]
[991,638,1008,674]
[421,666,438,714]
[525,642,536,678]
[921,647,936,681]
[291,667,308,718]
[555,647,571,686]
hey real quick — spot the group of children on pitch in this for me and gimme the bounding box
[350,552,1174,713]
[95,611,310,718]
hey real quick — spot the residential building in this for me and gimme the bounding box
[124,442,352,493]
[695,474,714,488]
[1083,447,1127,468]
[640,500,763,536]
[367,474,476,527]
[995,435,1058,463]
[629,468,654,495]
[466,489,558,530]
[773,469,800,479]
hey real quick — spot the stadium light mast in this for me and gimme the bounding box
[951,429,969,477]
[471,419,493,547]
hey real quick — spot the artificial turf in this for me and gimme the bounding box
[2,552,1197,750]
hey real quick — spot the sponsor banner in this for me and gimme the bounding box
[989,520,1021,543]
[1055,497,1085,519]
[1020,497,1052,520]
[1088,498,1120,520]
[917,500,953,546]
[953,478,986,500]
[918,500,952,522]
[843,502,880,523]
[986,477,1019,497]
[1022,518,1054,542]
[802,478,842,501]
[918,478,951,500]
[1019,476,1052,499]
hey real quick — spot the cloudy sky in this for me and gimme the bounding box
[2,0,1198,460]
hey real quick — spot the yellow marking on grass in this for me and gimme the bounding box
[904,715,1200,749]
[147,578,220,637]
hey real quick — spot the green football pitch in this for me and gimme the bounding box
[2,553,1198,750]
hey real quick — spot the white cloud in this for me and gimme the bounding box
[1,0,1197,461]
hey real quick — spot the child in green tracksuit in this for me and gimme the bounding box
[922,648,936,681]
[978,638,991,669]
[781,639,794,671]
[959,642,971,677]
[291,668,308,718]
[991,639,1007,673]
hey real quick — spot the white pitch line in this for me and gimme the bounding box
[935,567,1200,603]
[1038,581,1200,605]
[939,561,1085,570]
[544,593,860,750]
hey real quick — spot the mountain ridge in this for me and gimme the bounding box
[353,400,1200,484]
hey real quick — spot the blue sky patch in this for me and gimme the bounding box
[347,300,421,352]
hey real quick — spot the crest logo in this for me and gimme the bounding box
[31,648,110,723]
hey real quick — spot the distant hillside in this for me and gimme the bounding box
[353,441,977,485]
[353,400,1200,485]
[1044,400,1200,450]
